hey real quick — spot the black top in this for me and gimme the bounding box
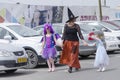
[62,23,84,41]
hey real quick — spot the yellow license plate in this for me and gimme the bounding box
[17,58,27,63]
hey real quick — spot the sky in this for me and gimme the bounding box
[0,0,119,9]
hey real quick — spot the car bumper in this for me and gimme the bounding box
[106,41,120,51]
[79,46,96,55]
[0,60,27,71]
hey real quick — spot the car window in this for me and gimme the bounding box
[79,22,112,32]
[111,20,120,26]
[0,28,7,39]
[100,22,120,30]
[52,25,63,34]
[7,25,40,37]
[79,23,102,31]
[0,27,17,40]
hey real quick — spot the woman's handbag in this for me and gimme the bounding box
[56,38,63,47]
[54,33,63,51]
[55,38,63,51]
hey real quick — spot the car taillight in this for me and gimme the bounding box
[88,32,94,40]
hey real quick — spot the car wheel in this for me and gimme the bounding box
[25,49,38,69]
[5,69,17,73]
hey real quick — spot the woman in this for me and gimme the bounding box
[60,8,87,73]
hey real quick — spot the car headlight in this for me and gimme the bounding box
[105,36,117,41]
[0,50,13,57]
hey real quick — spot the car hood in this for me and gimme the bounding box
[104,31,120,36]
[23,36,43,43]
[0,43,24,52]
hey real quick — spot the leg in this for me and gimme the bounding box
[68,66,72,73]
[49,58,55,72]
[101,64,106,72]
[97,64,102,72]
[47,59,52,72]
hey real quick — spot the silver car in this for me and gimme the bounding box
[0,39,28,73]
[33,23,105,58]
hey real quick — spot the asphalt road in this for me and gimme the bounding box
[0,52,120,80]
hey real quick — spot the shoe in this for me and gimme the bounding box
[101,67,105,72]
[68,69,72,73]
[51,68,55,72]
[68,67,72,73]
[75,68,79,71]
[97,68,101,72]
[48,68,52,72]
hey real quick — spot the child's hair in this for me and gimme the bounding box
[43,23,54,35]
[94,31,104,39]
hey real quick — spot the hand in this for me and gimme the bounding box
[82,40,88,46]
[83,42,88,46]
[40,49,43,54]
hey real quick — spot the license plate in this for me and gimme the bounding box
[17,58,27,63]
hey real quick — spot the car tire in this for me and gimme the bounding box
[5,69,17,73]
[25,49,38,69]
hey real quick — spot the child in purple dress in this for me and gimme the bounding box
[40,23,58,72]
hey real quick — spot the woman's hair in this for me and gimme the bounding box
[43,23,54,35]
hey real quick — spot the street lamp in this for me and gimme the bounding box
[99,0,102,21]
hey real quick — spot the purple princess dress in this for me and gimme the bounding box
[41,35,57,59]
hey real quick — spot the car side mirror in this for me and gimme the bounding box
[4,35,12,43]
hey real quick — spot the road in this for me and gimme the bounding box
[0,52,120,80]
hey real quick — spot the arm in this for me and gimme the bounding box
[62,24,66,40]
[76,24,87,46]
[41,36,45,50]
[88,43,96,46]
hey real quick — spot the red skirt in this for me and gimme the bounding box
[59,40,80,68]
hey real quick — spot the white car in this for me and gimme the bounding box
[0,39,28,73]
[0,23,52,68]
[76,21,120,53]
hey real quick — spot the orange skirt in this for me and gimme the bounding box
[59,40,80,68]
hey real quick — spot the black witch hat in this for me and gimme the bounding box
[66,8,78,23]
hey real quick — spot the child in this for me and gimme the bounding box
[40,23,57,72]
[88,32,109,72]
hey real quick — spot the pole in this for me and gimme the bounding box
[99,0,102,21]
[104,0,106,6]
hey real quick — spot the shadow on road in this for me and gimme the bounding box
[0,70,37,77]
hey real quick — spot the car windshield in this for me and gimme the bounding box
[34,24,63,36]
[100,22,120,30]
[52,25,63,34]
[7,25,40,37]
[79,23,102,32]
[111,20,120,26]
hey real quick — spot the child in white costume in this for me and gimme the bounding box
[88,32,109,72]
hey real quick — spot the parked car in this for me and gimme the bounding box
[0,23,59,69]
[104,20,120,28]
[0,39,28,73]
[76,21,120,53]
[33,23,105,58]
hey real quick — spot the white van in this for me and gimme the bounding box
[0,39,28,73]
